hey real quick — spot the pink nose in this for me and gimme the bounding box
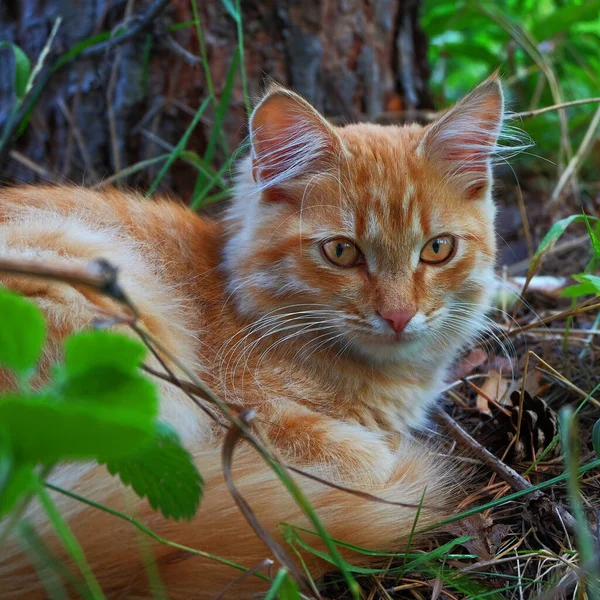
[379,309,416,333]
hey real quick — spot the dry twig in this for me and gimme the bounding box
[436,409,578,535]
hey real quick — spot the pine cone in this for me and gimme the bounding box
[489,390,560,463]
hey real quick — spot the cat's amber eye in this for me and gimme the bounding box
[322,238,363,268]
[420,235,456,265]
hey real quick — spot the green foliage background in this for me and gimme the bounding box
[423,0,600,178]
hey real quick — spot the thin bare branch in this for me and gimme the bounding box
[550,105,600,204]
[0,257,138,317]
[436,408,578,535]
[510,97,600,120]
[221,411,316,598]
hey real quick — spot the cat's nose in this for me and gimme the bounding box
[378,309,416,333]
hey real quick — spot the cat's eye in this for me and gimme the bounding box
[420,235,456,265]
[322,238,363,268]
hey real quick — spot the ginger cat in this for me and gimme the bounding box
[0,76,504,598]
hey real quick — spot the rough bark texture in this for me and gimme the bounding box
[0,0,431,199]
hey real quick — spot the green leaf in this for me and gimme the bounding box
[0,42,31,100]
[105,423,203,521]
[577,274,600,293]
[562,274,600,298]
[562,281,598,299]
[61,367,159,414]
[529,215,599,278]
[0,392,156,463]
[190,153,236,210]
[0,288,46,378]
[0,429,35,518]
[0,462,35,518]
[593,420,600,459]
[63,330,146,377]
[0,424,35,518]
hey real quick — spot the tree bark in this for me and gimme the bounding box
[0,0,431,200]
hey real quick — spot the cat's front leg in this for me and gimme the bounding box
[257,402,400,486]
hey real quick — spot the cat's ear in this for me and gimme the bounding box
[249,85,343,188]
[419,75,504,199]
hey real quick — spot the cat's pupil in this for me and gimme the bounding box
[336,243,344,257]
[432,240,440,254]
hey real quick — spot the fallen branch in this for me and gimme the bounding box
[436,408,578,535]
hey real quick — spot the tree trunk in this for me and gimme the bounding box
[0,0,431,200]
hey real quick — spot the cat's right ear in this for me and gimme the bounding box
[418,75,504,200]
[249,86,343,189]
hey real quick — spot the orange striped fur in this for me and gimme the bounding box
[0,76,504,598]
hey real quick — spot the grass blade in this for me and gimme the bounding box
[146,96,211,197]
[46,483,269,582]
[34,479,105,600]
[560,408,600,598]
[97,154,170,188]
[234,0,251,116]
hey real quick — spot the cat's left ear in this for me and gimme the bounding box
[249,85,344,189]
[419,74,504,199]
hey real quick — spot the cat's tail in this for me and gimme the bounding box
[1,438,454,599]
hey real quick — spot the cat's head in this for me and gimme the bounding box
[225,76,506,366]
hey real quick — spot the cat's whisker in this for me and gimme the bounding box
[218,305,344,354]
[223,314,349,392]
[254,323,342,369]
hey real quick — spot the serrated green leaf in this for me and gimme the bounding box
[0,392,156,463]
[0,288,46,378]
[61,367,159,417]
[0,42,31,100]
[593,420,600,459]
[63,330,146,377]
[106,422,202,521]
